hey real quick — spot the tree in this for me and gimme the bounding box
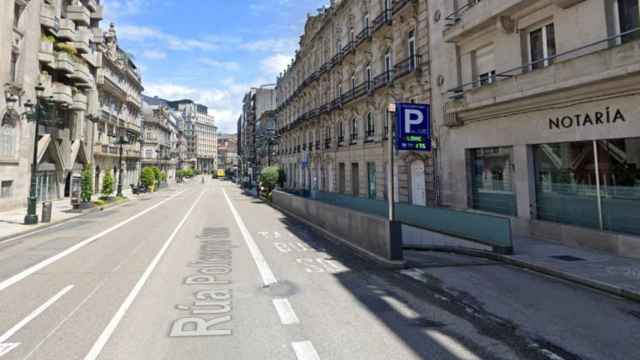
[277,167,286,188]
[260,166,280,195]
[160,171,167,183]
[151,167,162,185]
[101,169,114,198]
[141,167,156,189]
[81,164,93,203]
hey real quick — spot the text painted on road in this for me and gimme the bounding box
[295,258,347,273]
[170,227,233,337]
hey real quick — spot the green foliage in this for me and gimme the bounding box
[141,167,156,188]
[81,164,93,203]
[177,168,194,178]
[55,42,77,56]
[151,167,162,185]
[42,34,56,43]
[160,171,167,182]
[101,169,114,198]
[278,167,286,186]
[260,166,280,195]
[93,199,106,206]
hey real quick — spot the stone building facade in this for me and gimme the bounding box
[275,0,433,205]
[428,0,640,256]
[167,99,217,173]
[93,23,144,194]
[1,0,103,211]
[141,103,178,182]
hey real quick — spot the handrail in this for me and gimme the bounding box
[448,27,640,98]
[444,1,477,23]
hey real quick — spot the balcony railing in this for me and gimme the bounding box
[394,54,421,79]
[372,10,392,32]
[448,27,640,99]
[325,138,332,149]
[444,0,480,25]
[373,70,394,89]
[392,0,412,14]
[355,27,371,45]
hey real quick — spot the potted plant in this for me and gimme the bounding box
[80,164,93,209]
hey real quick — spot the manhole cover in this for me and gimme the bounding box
[551,255,586,262]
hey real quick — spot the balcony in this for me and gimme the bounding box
[443,0,523,42]
[39,40,55,64]
[373,70,394,90]
[394,54,422,79]
[355,27,371,46]
[70,62,92,87]
[40,3,59,31]
[58,19,76,41]
[73,28,91,54]
[52,83,73,105]
[447,29,640,115]
[372,10,392,33]
[392,0,412,14]
[82,50,101,68]
[127,94,142,108]
[90,4,104,20]
[325,139,332,149]
[67,4,91,26]
[92,27,104,43]
[95,144,141,159]
[71,92,88,111]
[55,52,75,74]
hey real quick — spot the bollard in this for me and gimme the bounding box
[41,201,53,223]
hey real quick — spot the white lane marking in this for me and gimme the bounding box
[425,330,481,360]
[292,341,320,360]
[0,285,74,357]
[84,190,205,360]
[222,189,277,287]
[273,298,300,325]
[0,190,187,293]
[22,240,149,360]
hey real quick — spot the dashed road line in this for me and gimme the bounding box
[292,341,321,360]
[273,298,300,325]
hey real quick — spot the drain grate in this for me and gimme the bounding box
[550,255,586,262]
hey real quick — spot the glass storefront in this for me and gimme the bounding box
[534,138,640,235]
[36,171,57,202]
[470,147,517,216]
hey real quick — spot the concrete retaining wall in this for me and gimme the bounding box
[272,191,401,264]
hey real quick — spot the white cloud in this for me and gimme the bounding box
[116,25,221,51]
[241,38,298,53]
[199,59,241,71]
[261,54,292,77]
[142,49,167,60]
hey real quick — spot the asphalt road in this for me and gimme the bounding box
[0,180,638,360]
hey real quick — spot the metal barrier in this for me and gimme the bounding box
[306,191,513,253]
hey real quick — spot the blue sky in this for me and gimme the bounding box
[102,0,327,133]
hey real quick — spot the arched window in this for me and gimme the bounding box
[0,112,18,158]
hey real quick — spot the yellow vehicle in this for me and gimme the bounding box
[217,169,225,178]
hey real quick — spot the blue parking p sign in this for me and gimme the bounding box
[395,103,431,151]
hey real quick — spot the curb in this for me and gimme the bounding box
[0,186,177,244]
[404,245,640,304]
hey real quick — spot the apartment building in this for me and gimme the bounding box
[93,23,144,192]
[167,99,217,172]
[240,86,276,182]
[141,103,179,182]
[1,0,103,211]
[217,134,238,173]
[428,0,640,255]
[275,0,433,205]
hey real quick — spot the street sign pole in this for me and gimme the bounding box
[387,104,402,261]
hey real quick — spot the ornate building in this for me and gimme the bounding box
[167,99,217,172]
[93,23,144,193]
[1,0,104,211]
[275,0,434,205]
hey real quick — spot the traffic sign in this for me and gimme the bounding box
[395,103,431,151]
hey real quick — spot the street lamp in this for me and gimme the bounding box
[115,131,130,198]
[24,83,62,225]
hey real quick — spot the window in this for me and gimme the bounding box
[10,53,19,83]
[13,2,23,28]
[367,162,376,199]
[383,109,390,138]
[470,147,517,215]
[350,118,359,142]
[337,84,342,98]
[534,138,640,235]
[351,163,360,196]
[366,113,375,138]
[366,65,372,89]
[338,122,344,144]
[351,75,356,90]
[363,14,370,34]
[408,30,417,69]
[0,113,17,158]
[1,181,13,198]
[529,23,556,70]
[349,27,355,43]
[615,0,640,43]
[384,51,392,81]
[336,39,342,54]
[474,44,495,86]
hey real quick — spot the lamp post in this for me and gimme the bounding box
[23,84,60,225]
[115,132,129,198]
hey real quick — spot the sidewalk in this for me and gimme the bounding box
[0,189,134,241]
[406,231,640,302]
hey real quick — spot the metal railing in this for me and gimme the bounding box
[394,54,421,79]
[444,0,479,24]
[448,27,640,99]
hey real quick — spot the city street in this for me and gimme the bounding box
[0,181,638,360]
